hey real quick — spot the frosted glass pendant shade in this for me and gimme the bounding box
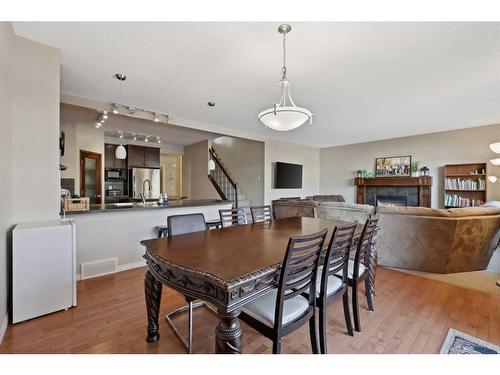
[490,158,500,166]
[115,144,127,159]
[490,142,500,153]
[487,176,498,183]
[259,80,312,131]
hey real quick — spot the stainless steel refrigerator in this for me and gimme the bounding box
[130,168,160,199]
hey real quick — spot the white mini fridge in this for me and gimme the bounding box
[12,219,77,323]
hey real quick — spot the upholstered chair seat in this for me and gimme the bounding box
[242,290,310,327]
[299,266,343,298]
[334,260,366,280]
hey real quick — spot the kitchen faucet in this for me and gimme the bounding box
[141,179,151,204]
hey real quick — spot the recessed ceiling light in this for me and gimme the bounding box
[208,101,215,107]
[115,73,127,81]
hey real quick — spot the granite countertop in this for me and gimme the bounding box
[64,199,232,215]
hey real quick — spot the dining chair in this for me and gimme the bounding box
[239,229,328,354]
[219,208,248,228]
[334,217,379,333]
[165,213,208,353]
[313,222,357,353]
[250,205,273,223]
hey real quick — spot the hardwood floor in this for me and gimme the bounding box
[1,266,499,354]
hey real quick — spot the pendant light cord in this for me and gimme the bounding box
[282,32,287,80]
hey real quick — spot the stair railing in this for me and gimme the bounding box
[208,147,238,208]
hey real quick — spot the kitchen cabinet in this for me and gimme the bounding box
[144,147,160,168]
[127,145,160,168]
[104,144,126,169]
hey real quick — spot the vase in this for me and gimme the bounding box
[411,171,419,177]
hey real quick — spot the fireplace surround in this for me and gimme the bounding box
[354,176,432,207]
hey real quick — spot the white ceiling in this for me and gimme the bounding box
[14,22,500,148]
[60,103,217,146]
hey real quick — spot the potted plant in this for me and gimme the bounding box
[411,161,420,177]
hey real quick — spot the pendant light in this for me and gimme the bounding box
[258,24,312,131]
[489,142,500,153]
[115,144,127,159]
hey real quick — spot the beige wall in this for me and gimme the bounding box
[182,140,219,200]
[320,123,500,208]
[0,22,60,343]
[11,33,60,222]
[0,22,14,342]
[213,136,265,206]
[265,140,320,204]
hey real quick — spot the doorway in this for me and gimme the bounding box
[80,150,102,204]
[160,154,182,197]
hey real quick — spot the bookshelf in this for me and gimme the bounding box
[444,163,487,208]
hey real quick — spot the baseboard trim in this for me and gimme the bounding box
[76,259,147,281]
[0,312,8,345]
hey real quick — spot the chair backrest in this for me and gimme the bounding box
[319,222,357,297]
[219,208,248,228]
[274,229,328,328]
[250,205,273,223]
[167,213,208,237]
[352,217,379,280]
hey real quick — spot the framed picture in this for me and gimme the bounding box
[375,156,411,177]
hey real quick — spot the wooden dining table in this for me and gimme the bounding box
[141,216,364,354]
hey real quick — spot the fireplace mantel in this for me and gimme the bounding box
[354,176,432,207]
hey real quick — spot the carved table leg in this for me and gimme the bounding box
[145,270,163,343]
[215,309,242,354]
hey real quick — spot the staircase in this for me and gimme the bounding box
[208,147,251,209]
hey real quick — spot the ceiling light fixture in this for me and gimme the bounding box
[490,142,500,154]
[258,24,312,132]
[154,113,159,122]
[490,158,500,166]
[144,137,148,142]
[487,176,498,183]
[111,103,119,114]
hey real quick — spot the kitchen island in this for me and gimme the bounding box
[65,199,233,279]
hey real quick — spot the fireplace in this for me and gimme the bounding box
[376,195,407,207]
[354,176,432,207]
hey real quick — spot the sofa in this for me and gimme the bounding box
[305,194,346,203]
[376,206,500,273]
[318,201,374,223]
[272,195,375,223]
[272,199,318,219]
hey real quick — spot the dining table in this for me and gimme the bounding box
[141,216,365,354]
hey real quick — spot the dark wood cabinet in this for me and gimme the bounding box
[127,145,160,168]
[144,147,160,168]
[127,145,145,168]
[104,143,126,169]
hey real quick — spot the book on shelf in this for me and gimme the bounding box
[444,177,485,191]
[444,193,485,208]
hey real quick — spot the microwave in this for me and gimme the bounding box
[105,169,127,180]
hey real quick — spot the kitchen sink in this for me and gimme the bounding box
[110,202,158,208]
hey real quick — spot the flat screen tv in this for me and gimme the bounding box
[275,162,303,189]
